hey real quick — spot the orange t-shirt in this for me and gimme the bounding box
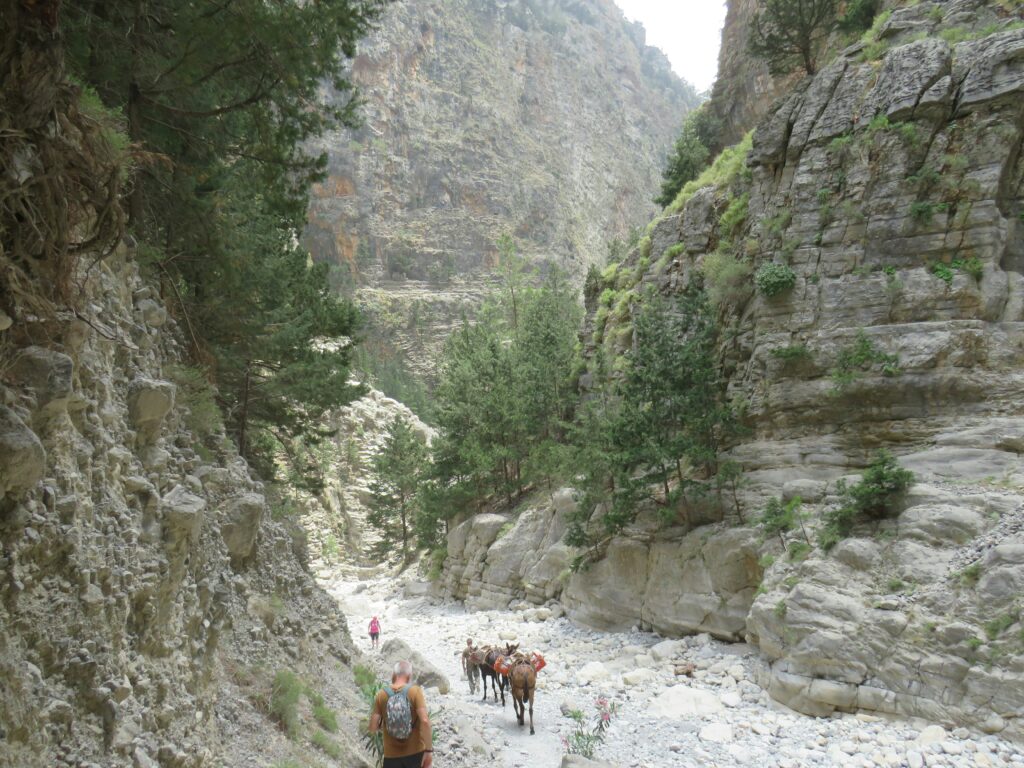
[373,684,428,757]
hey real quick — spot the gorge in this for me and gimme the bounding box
[2,0,1024,767]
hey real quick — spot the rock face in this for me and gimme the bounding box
[444,489,576,608]
[295,387,433,572]
[704,0,792,150]
[443,491,762,641]
[304,0,699,377]
[0,245,368,767]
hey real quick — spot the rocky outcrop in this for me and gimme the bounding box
[304,0,700,377]
[0,243,369,767]
[443,491,763,641]
[443,489,575,609]
[296,387,432,572]
[748,479,1024,739]
[563,526,762,642]
[705,0,793,150]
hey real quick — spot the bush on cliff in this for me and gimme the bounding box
[820,450,914,550]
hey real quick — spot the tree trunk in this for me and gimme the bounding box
[127,0,146,226]
[238,363,251,457]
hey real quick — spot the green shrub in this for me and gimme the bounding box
[321,534,339,562]
[718,193,750,249]
[166,364,222,437]
[935,257,984,285]
[311,729,343,759]
[639,236,653,260]
[312,701,339,733]
[353,664,381,704]
[830,329,900,393]
[427,546,447,581]
[788,540,812,561]
[984,610,1019,641]
[763,208,793,237]
[959,562,982,586]
[760,495,809,550]
[911,200,949,224]
[932,261,955,285]
[839,0,882,33]
[703,251,753,308]
[755,263,797,297]
[859,10,893,60]
[771,344,811,362]
[271,670,304,739]
[820,450,914,549]
[774,600,788,618]
[670,132,753,213]
[957,257,984,282]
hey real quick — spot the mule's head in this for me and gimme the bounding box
[504,642,520,656]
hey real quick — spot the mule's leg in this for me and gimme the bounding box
[529,692,534,735]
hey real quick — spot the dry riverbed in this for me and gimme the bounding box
[324,572,1024,768]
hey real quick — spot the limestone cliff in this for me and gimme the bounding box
[705,0,792,151]
[0,246,370,767]
[303,0,700,378]
[442,0,1024,740]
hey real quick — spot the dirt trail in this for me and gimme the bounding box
[324,573,1024,768]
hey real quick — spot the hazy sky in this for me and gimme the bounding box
[615,0,728,92]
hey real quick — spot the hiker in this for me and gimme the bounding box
[462,638,481,695]
[369,615,381,649]
[369,660,434,768]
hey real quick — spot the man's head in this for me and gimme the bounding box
[392,659,413,685]
[466,638,473,647]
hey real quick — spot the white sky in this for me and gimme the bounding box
[615,0,728,92]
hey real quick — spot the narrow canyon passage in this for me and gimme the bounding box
[323,570,1024,768]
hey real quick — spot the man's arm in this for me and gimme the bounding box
[368,692,383,734]
[416,699,433,768]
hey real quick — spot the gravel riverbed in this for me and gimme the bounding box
[323,573,1024,768]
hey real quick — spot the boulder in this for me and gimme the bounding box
[577,661,609,685]
[128,378,175,442]
[11,346,74,417]
[0,406,46,499]
[161,485,206,539]
[379,639,450,694]
[135,298,167,328]
[648,685,723,719]
[698,722,733,743]
[220,493,264,563]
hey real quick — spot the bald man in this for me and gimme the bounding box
[369,660,434,768]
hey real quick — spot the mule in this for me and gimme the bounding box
[480,642,518,704]
[509,659,537,735]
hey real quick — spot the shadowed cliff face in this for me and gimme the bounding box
[706,0,793,151]
[303,0,699,378]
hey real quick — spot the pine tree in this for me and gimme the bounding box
[748,0,839,76]
[367,417,430,562]
[61,0,385,472]
[655,119,710,208]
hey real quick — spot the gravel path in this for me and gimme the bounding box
[324,574,1024,768]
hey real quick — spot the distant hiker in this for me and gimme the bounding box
[369,660,434,768]
[369,616,382,649]
[462,638,481,695]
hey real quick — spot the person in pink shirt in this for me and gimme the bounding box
[369,615,382,649]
